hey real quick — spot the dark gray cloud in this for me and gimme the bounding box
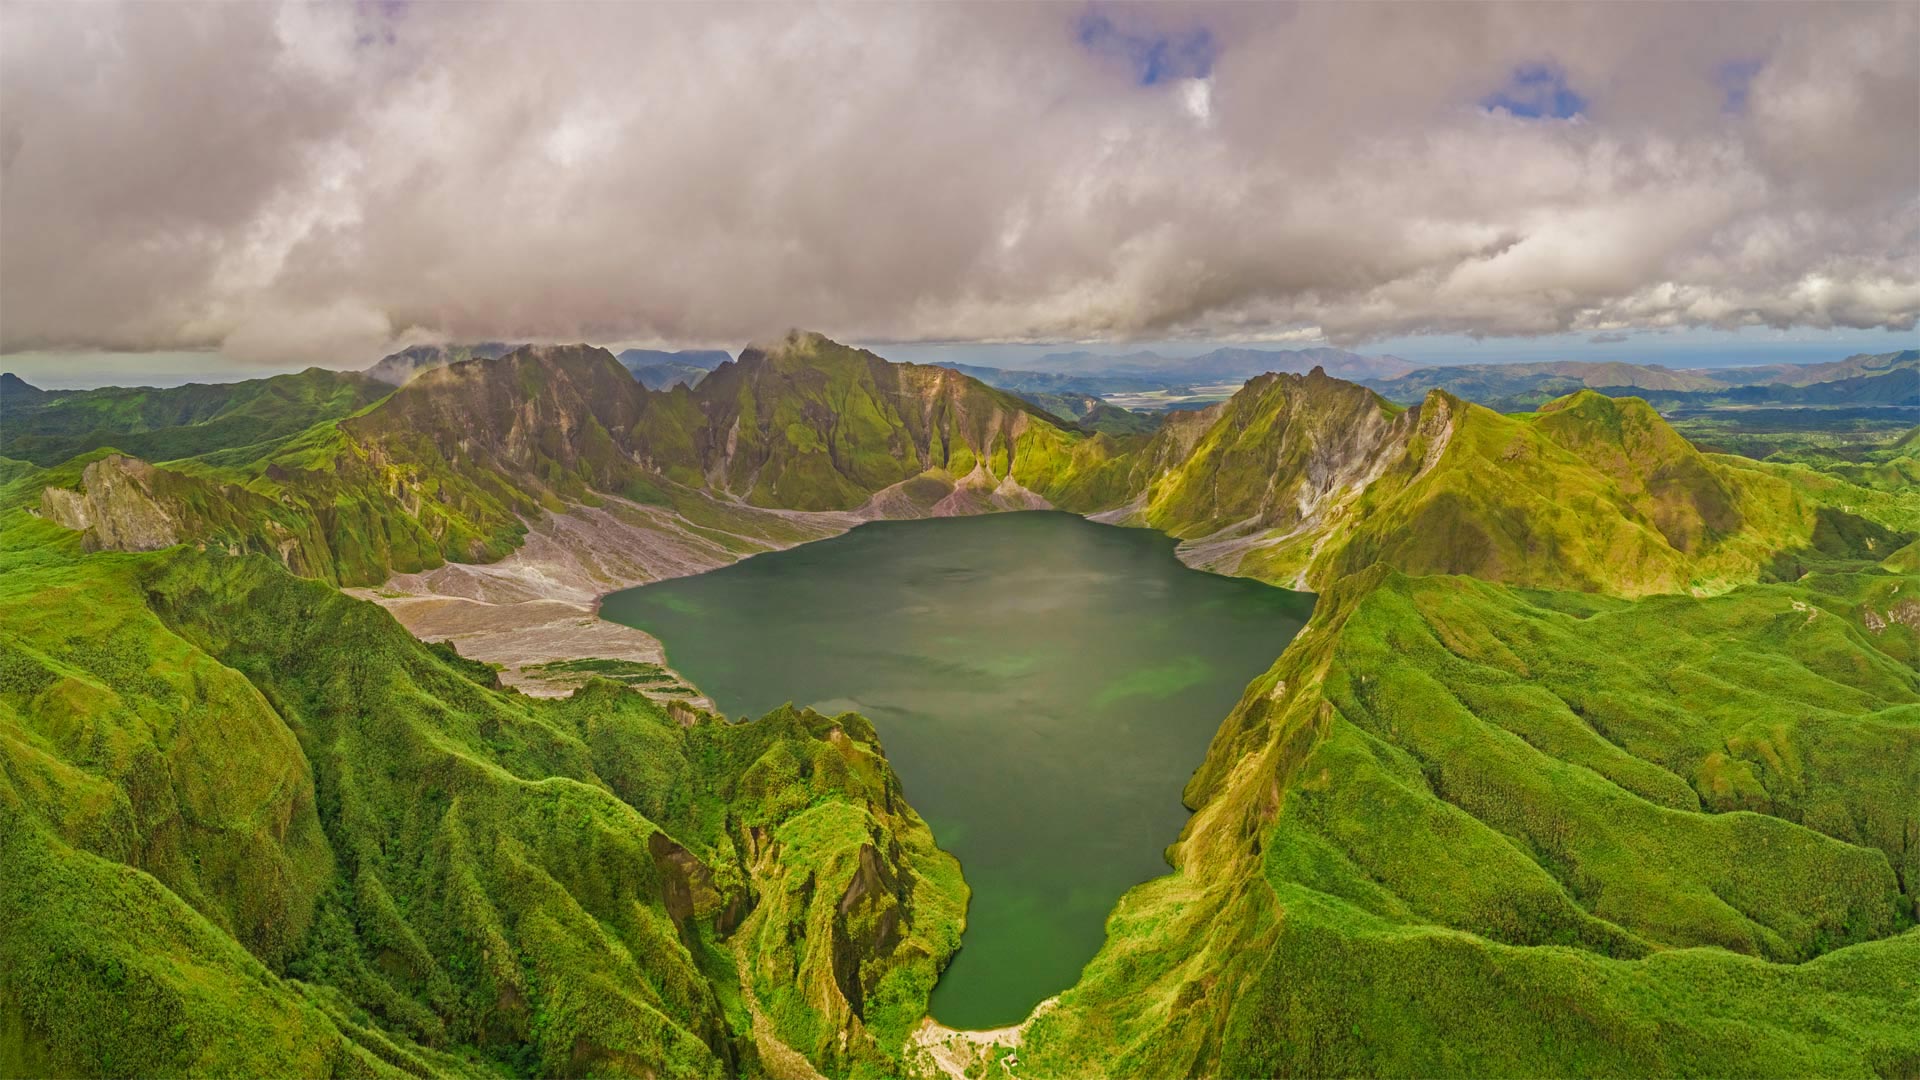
[2,1,1913,366]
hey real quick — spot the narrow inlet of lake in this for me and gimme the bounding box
[599,511,1313,1030]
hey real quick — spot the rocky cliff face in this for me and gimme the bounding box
[348,343,654,505]
[1100,369,1416,580]
[634,331,1083,511]
[35,452,344,576]
[39,455,181,552]
[1084,372,1820,596]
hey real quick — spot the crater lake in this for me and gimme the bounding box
[599,511,1314,1029]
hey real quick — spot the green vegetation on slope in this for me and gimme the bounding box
[8,334,1920,1078]
[0,368,391,467]
[1104,378,1893,598]
[633,331,1092,511]
[0,498,963,1077]
[1022,566,1920,1077]
[26,347,672,587]
[24,337,1114,586]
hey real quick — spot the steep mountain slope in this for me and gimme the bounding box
[1021,567,1920,1077]
[633,332,1093,512]
[27,338,1891,603]
[346,344,655,505]
[1095,372,1846,597]
[0,514,963,1077]
[33,346,669,587]
[1093,368,1413,562]
[0,368,390,466]
[22,336,1113,584]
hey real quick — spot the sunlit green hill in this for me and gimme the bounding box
[0,529,962,1077]
[1023,567,1920,1077]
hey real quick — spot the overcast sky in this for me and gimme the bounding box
[2,1,1915,384]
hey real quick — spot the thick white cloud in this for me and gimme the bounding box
[1,1,1913,363]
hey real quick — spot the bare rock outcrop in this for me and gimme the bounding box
[39,454,181,552]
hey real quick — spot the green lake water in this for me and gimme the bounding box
[599,511,1313,1029]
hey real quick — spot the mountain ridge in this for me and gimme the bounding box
[6,330,1917,1077]
[27,336,1900,600]
[364,342,522,386]
[1366,349,1920,409]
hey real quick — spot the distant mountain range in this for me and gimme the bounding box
[614,348,732,371]
[1014,391,1161,437]
[932,346,1416,398]
[1022,345,1419,383]
[0,367,389,466]
[614,348,732,390]
[1364,349,1918,410]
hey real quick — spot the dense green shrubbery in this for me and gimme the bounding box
[1022,567,1920,1077]
[0,543,963,1077]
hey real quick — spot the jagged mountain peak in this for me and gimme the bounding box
[379,342,642,403]
[632,330,1083,511]
[362,340,521,386]
[734,329,885,372]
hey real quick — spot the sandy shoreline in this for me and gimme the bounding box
[358,474,1066,701]
[908,998,1058,1080]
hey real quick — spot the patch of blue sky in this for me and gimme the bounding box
[1482,64,1586,119]
[1717,58,1765,114]
[1075,11,1216,87]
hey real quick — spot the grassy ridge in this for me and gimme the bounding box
[1112,378,1898,598]
[32,337,1887,604]
[0,368,391,467]
[0,520,964,1076]
[1021,566,1920,1076]
[24,337,1114,584]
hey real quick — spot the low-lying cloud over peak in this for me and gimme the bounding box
[2,2,1914,365]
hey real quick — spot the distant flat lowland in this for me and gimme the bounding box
[600,511,1315,1028]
